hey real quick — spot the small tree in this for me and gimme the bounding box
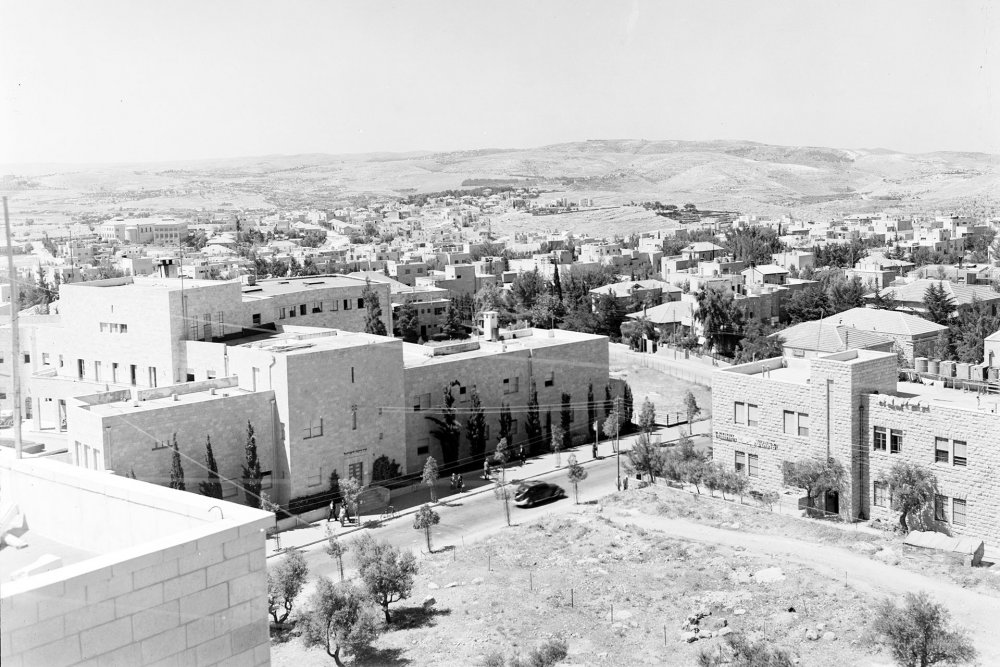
[466,385,488,463]
[301,577,381,667]
[498,401,513,445]
[525,380,542,455]
[883,462,937,531]
[782,457,847,515]
[727,470,750,503]
[602,410,620,452]
[637,397,656,434]
[198,435,223,499]
[551,425,565,468]
[603,384,613,419]
[361,278,387,336]
[869,591,977,667]
[426,383,461,467]
[169,434,185,491]
[421,456,440,502]
[242,420,263,508]
[267,548,309,625]
[698,631,795,667]
[324,526,348,582]
[493,437,513,480]
[340,476,363,522]
[684,389,702,427]
[354,534,418,623]
[566,455,588,504]
[621,381,634,430]
[393,302,420,343]
[626,432,664,483]
[412,504,440,553]
[559,392,573,450]
[494,479,513,527]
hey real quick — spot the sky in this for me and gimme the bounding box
[2,0,998,164]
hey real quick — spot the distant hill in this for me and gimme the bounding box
[3,139,998,220]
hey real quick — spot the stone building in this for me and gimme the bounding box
[712,349,999,547]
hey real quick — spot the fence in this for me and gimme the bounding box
[609,344,726,387]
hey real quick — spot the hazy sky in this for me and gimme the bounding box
[2,0,997,164]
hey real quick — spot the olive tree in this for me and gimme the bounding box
[565,455,588,504]
[301,577,381,667]
[354,534,418,624]
[882,462,937,531]
[267,548,308,625]
[869,591,976,667]
[324,526,348,582]
[412,504,440,553]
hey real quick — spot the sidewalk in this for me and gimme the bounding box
[266,418,713,557]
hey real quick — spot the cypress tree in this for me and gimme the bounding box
[242,421,263,508]
[169,434,185,491]
[199,435,224,499]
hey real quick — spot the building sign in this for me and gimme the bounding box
[713,431,778,451]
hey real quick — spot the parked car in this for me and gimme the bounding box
[514,481,566,507]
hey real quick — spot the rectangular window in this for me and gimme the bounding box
[357,298,364,309]
[935,437,950,464]
[797,413,809,437]
[252,313,261,325]
[120,324,128,334]
[351,367,355,383]
[735,451,746,473]
[952,498,967,526]
[890,429,903,454]
[312,301,323,313]
[348,462,364,483]
[42,353,50,365]
[279,307,286,319]
[23,353,30,364]
[303,418,323,438]
[544,372,555,388]
[417,440,429,456]
[352,410,357,431]
[93,361,101,382]
[952,440,967,467]
[300,304,307,316]
[331,300,338,311]
[735,402,747,425]
[748,453,759,477]
[747,403,759,427]
[873,427,887,451]
[873,481,888,507]
[289,307,296,318]
[934,494,947,522]
[343,299,351,310]
[783,410,795,434]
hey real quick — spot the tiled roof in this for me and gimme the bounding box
[874,279,1000,306]
[774,321,894,353]
[625,301,695,325]
[819,307,947,337]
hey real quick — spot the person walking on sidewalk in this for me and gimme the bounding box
[327,499,337,523]
[519,445,526,467]
[457,475,465,492]
[483,459,490,480]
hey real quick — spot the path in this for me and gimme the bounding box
[608,508,1000,664]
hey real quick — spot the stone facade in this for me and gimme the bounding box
[712,349,1000,546]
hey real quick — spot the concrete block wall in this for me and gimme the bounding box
[0,458,273,667]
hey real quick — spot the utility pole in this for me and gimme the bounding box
[4,197,23,458]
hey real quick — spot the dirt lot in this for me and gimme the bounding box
[272,502,896,666]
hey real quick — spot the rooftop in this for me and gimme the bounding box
[401,328,605,368]
[241,274,371,300]
[235,326,398,355]
[819,307,947,337]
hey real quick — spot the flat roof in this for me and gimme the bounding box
[884,379,1000,414]
[64,276,229,292]
[236,328,397,355]
[241,275,371,300]
[0,528,97,584]
[402,329,605,368]
[83,385,259,418]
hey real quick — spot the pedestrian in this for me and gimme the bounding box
[327,499,337,523]
[623,476,629,491]
[592,442,598,459]
[483,459,490,480]
[458,476,464,492]
[338,506,347,526]
[519,445,526,466]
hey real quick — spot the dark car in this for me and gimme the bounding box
[514,481,566,507]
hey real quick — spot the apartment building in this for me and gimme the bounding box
[712,349,1000,546]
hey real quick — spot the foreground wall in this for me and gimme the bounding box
[0,458,273,667]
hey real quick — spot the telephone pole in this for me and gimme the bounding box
[4,197,23,458]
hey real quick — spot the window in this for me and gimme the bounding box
[330,300,338,311]
[303,418,323,438]
[289,307,296,318]
[312,301,323,313]
[348,462,364,483]
[279,307,286,319]
[792,348,805,358]
[343,299,351,310]
[747,404,759,427]
[735,451,746,473]
[935,437,949,464]
[952,440,967,467]
[351,408,357,431]
[300,304,307,316]
[94,361,101,381]
[77,359,85,380]
[357,298,364,309]
[734,402,747,425]
[23,353,30,364]
[544,372,555,388]
[252,314,261,325]
[748,453,759,477]
[417,439,429,456]
[873,427,887,451]
[783,410,795,434]
[42,353,50,366]
[934,494,947,522]
[112,363,119,383]
[952,498,967,526]
[351,367,355,383]
[797,413,809,437]
[120,324,127,334]
[503,377,519,394]
[873,481,888,507]
[890,429,903,454]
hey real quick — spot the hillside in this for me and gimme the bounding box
[3,139,998,226]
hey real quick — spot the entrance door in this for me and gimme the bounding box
[825,490,840,516]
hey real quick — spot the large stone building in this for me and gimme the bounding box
[711,349,999,547]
